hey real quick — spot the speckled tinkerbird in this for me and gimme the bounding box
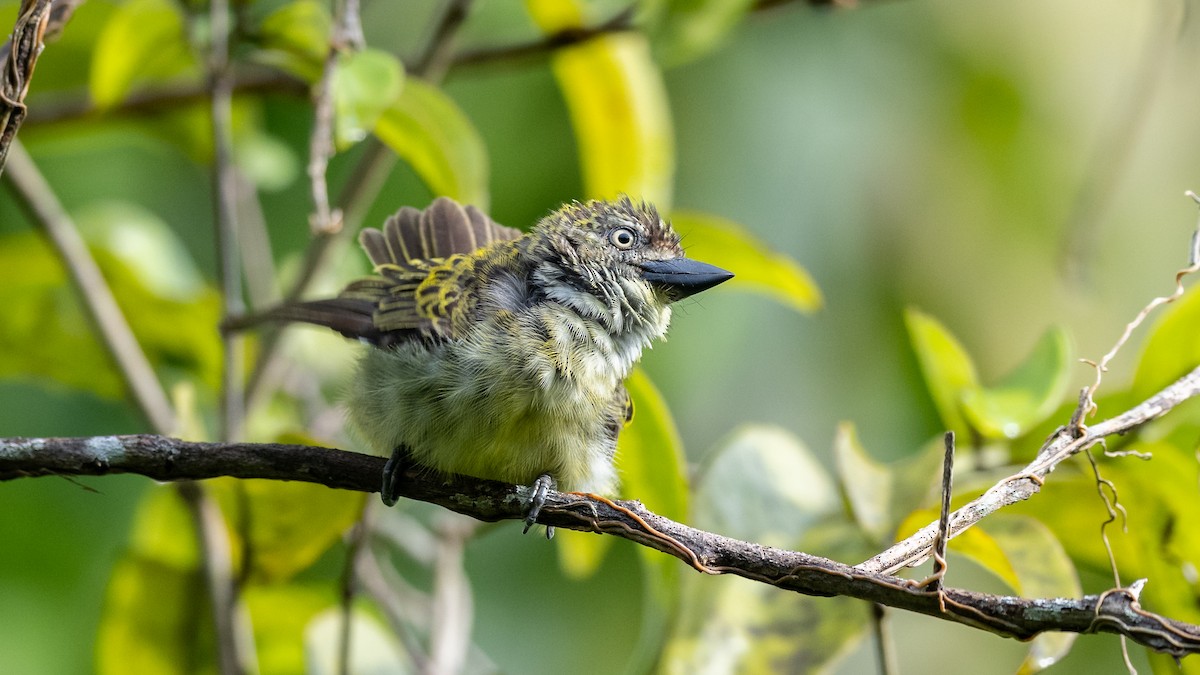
[238,197,732,532]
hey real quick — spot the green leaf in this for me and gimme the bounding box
[643,0,757,67]
[1133,285,1200,401]
[97,486,209,675]
[694,424,837,547]
[905,308,980,435]
[985,516,1081,674]
[90,0,197,109]
[835,425,944,544]
[961,326,1072,440]
[670,211,821,314]
[618,368,689,524]
[245,584,336,675]
[254,0,332,82]
[526,1,675,206]
[211,475,366,583]
[333,49,405,150]
[96,553,211,675]
[375,79,490,210]
[0,221,221,400]
[833,423,893,544]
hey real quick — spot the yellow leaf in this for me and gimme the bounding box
[550,33,675,208]
[672,210,821,313]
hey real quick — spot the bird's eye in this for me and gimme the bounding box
[609,227,636,250]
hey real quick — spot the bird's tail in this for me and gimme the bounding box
[221,298,380,342]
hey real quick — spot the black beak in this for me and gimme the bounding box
[639,258,734,301]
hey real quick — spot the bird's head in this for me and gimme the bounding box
[527,197,733,317]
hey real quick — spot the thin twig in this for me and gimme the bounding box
[4,433,1200,656]
[919,431,956,593]
[3,142,176,433]
[0,0,52,174]
[336,503,371,675]
[871,603,897,675]
[450,6,631,68]
[859,363,1200,575]
[418,0,474,81]
[864,209,1200,576]
[209,0,245,443]
[204,0,255,671]
[25,70,307,125]
[1076,194,1200,419]
[429,514,476,675]
[178,481,257,675]
[355,540,433,673]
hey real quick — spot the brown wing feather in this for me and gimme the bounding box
[228,198,524,347]
[361,197,522,266]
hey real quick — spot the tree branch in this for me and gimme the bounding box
[859,364,1200,576]
[2,433,1199,658]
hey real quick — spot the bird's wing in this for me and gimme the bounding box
[229,198,523,346]
[359,197,522,266]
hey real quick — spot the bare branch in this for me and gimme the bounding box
[859,364,1200,575]
[2,433,1199,657]
[0,0,51,174]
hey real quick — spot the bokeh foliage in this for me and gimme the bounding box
[3,0,1200,674]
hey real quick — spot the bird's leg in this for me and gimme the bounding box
[380,445,414,507]
[523,473,556,539]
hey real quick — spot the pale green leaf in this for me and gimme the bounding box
[666,427,866,673]
[694,425,837,547]
[375,79,490,210]
[837,429,945,545]
[96,553,210,675]
[305,608,408,675]
[961,326,1071,440]
[618,368,689,524]
[0,224,221,400]
[211,474,366,583]
[1133,285,1200,400]
[643,0,757,67]
[334,49,405,150]
[905,308,980,435]
[671,211,821,314]
[255,0,332,82]
[245,584,337,675]
[985,516,1081,674]
[555,528,614,580]
[90,0,196,109]
[97,486,208,675]
[833,423,893,544]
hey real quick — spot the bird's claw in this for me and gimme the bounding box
[523,473,555,539]
[380,445,413,507]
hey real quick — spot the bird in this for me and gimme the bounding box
[233,196,732,532]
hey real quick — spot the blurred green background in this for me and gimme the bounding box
[3,0,1199,672]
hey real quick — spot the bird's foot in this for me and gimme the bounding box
[380,445,414,507]
[523,473,556,539]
